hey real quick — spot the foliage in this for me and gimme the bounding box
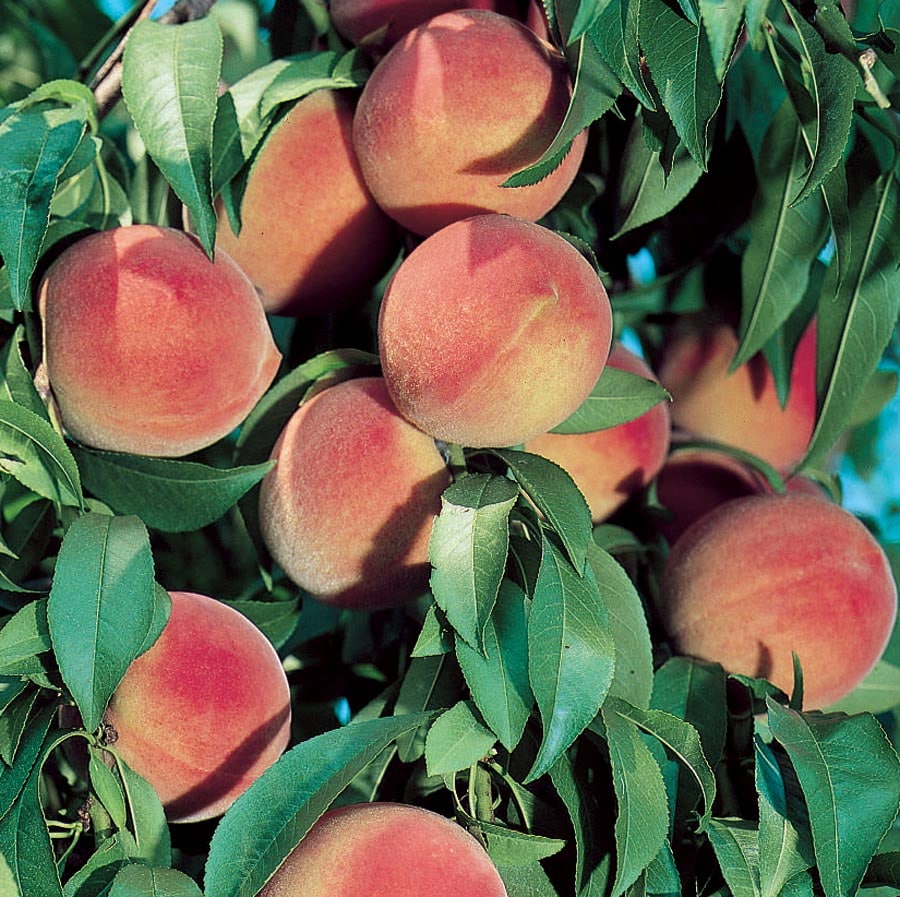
[0,0,898,895]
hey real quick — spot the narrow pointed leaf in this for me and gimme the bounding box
[0,600,51,676]
[204,713,432,897]
[429,473,518,651]
[121,18,223,255]
[46,514,157,732]
[526,538,614,781]
[593,0,656,110]
[707,818,762,897]
[700,0,746,81]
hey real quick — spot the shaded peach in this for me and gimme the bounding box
[38,225,281,457]
[656,315,818,472]
[352,9,587,236]
[524,343,672,521]
[658,493,898,709]
[258,376,451,609]
[377,214,613,448]
[105,590,291,823]
[260,802,508,896]
[216,88,399,316]
[655,445,830,545]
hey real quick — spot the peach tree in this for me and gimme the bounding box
[0,0,899,896]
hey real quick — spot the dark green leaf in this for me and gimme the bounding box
[204,713,432,897]
[424,700,496,776]
[89,744,127,830]
[864,851,900,890]
[601,705,671,896]
[456,578,533,752]
[0,703,54,825]
[72,446,273,533]
[121,18,223,255]
[592,0,656,110]
[0,103,86,310]
[767,701,900,897]
[0,399,82,509]
[0,600,52,676]
[640,0,725,168]
[700,0,746,81]
[0,683,38,766]
[0,327,49,421]
[487,449,592,571]
[46,514,156,732]
[429,473,518,652]
[526,538,614,781]
[736,101,829,367]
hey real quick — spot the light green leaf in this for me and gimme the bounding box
[425,700,496,777]
[429,474,518,652]
[0,600,52,676]
[121,17,223,255]
[526,538,614,782]
[824,660,900,716]
[108,864,204,897]
[46,514,157,732]
[707,818,762,897]
[204,713,432,897]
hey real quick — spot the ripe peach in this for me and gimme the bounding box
[38,225,281,457]
[258,376,451,609]
[215,89,399,316]
[352,9,587,236]
[259,802,508,896]
[658,493,898,709]
[104,590,291,823]
[656,315,818,472]
[524,343,671,521]
[377,214,613,448]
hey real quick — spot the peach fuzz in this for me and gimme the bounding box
[656,315,817,472]
[258,376,451,609]
[351,9,587,236]
[215,89,398,316]
[657,493,898,709]
[38,225,281,457]
[524,343,671,522]
[104,590,291,824]
[259,802,508,897]
[377,214,613,448]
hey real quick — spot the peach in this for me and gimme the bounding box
[104,590,291,823]
[524,343,672,521]
[657,492,898,709]
[656,315,818,472]
[259,802,508,896]
[215,89,399,316]
[377,214,613,448]
[258,376,451,609]
[38,224,281,457]
[655,446,829,544]
[352,9,587,236]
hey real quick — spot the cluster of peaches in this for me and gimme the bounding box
[34,0,897,892]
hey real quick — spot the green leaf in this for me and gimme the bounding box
[455,578,533,752]
[526,537,615,781]
[551,364,671,434]
[0,103,87,311]
[610,695,717,833]
[700,0,746,81]
[72,446,273,533]
[824,660,900,716]
[601,706,671,896]
[0,327,49,421]
[776,2,857,207]
[0,851,18,897]
[121,18,223,255]
[804,158,900,469]
[429,473,518,652]
[0,600,52,676]
[586,543,653,710]
[767,701,900,897]
[0,702,54,826]
[707,818,762,897]
[89,744,128,830]
[46,514,156,733]
[755,736,815,897]
[62,833,129,897]
[0,684,39,766]
[593,0,656,110]
[204,713,432,897]
[864,851,900,890]
[424,700,496,777]
[487,449,592,571]
[640,0,725,168]
[0,399,82,509]
[411,605,453,658]
[612,110,703,239]
[108,865,204,897]
[736,101,829,368]
[117,757,171,868]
